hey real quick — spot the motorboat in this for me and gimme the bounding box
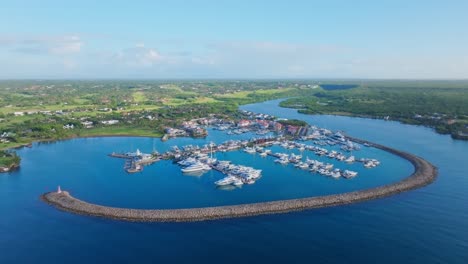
[342,170,358,179]
[215,175,237,186]
[181,162,211,173]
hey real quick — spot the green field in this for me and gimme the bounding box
[1,80,467,154]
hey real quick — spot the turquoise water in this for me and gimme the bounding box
[1,99,467,263]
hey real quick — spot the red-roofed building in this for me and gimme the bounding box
[286,125,299,135]
[256,120,269,129]
[274,122,283,131]
[237,119,251,127]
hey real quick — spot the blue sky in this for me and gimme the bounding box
[1,0,467,79]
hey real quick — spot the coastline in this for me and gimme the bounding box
[2,133,162,151]
[0,134,162,173]
[41,137,438,222]
[289,108,467,141]
[0,163,19,173]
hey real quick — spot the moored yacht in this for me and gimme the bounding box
[345,155,355,163]
[181,162,211,173]
[232,178,244,186]
[342,170,358,179]
[215,175,237,186]
[243,147,256,154]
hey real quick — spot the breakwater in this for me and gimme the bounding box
[41,138,437,222]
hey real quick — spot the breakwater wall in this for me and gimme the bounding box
[41,138,437,222]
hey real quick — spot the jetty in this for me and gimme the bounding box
[41,137,437,222]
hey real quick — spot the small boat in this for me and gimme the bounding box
[245,179,256,184]
[178,157,197,166]
[274,158,289,165]
[330,169,341,178]
[345,156,355,163]
[215,175,237,186]
[342,170,358,179]
[232,178,244,186]
[243,147,256,154]
[181,162,211,173]
[259,152,268,157]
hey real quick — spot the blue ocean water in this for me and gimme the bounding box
[1,99,467,263]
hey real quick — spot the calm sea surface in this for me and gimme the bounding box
[1,99,467,263]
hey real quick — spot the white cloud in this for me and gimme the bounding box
[112,45,164,67]
[49,35,82,55]
[0,34,83,56]
[1,36,467,79]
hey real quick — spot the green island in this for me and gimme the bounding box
[1,79,467,172]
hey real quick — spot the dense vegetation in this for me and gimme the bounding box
[280,81,468,139]
[0,80,305,151]
[278,119,308,127]
[1,79,467,160]
[0,150,20,168]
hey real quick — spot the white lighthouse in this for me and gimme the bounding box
[57,185,62,194]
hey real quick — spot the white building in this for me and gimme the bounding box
[101,120,119,125]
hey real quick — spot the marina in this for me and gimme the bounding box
[41,137,437,222]
[108,131,370,184]
[40,101,438,222]
[3,98,467,264]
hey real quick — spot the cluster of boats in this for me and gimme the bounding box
[297,132,361,151]
[114,125,379,184]
[243,146,273,157]
[273,153,302,164]
[363,159,380,168]
[213,160,262,186]
[303,158,358,179]
[177,155,214,174]
[272,154,358,179]
[275,140,379,168]
[110,149,159,173]
[227,128,251,135]
[213,124,233,131]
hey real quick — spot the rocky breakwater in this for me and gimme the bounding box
[41,139,438,222]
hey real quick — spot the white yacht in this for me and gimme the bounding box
[232,178,244,186]
[274,157,289,164]
[181,162,211,173]
[342,170,358,179]
[243,147,256,154]
[178,157,197,166]
[345,156,355,163]
[330,169,341,179]
[215,175,237,186]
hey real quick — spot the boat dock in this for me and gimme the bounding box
[108,132,378,178]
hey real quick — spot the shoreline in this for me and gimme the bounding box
[2,133,162,151]
[286,107,467,141]
[41,137,438,222]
